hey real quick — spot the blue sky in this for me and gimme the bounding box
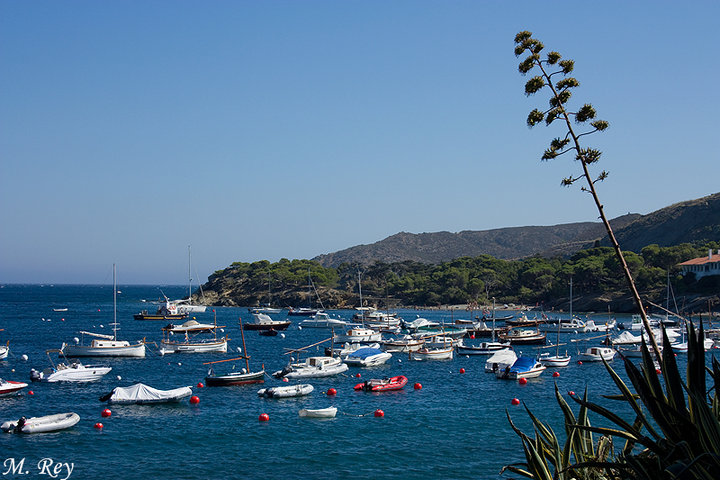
[1,1,718,285]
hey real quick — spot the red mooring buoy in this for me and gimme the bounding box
[552,371,560,378]
[459,368,466,374]
[101,409,112,418]
[518,377,528,385]
[94,422,104,429]
[511,398,520,406]
[374,409,385,418]
[189,395,200,405]
[197,382,204,388]
[413,383,422,390]
[327,388,337,396]
[259,413,270,422]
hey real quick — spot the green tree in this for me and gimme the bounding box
[514,31,659,356]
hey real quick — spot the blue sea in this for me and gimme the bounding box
[0,285,691,480]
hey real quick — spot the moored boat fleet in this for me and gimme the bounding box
[3,289,719,435]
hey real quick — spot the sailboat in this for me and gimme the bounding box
[62,265,146,358]
[168,246,207,314]
[159,310,228,354]
[540,279,572,367]
[204,317,264,385]
[456,299,511,355]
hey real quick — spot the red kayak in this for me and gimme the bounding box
[354,375,408,392]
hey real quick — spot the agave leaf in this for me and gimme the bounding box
[639,338,666,402]
[660,324,688,414]
[569,393,647,440]
[571,424,644,445]
[686,389,720,459]
[524,403,558,446]
[605,354,661,439]
[521,435,554,480]
[622,416,644,455]
[576,388,594,457]
[687,321,706,398]
[499,464,535,479]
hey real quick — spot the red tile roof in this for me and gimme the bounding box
[679,255,720,266]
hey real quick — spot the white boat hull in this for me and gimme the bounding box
[410,348,454,361]
[0,346,8,360]
[343,351,392,367]
[539,354,571,367]
[32,365,112,383]
[283,364,349,379]
[160,338,228,354]
[299,407,337,418]
[62,342,146,358]
[258,384,314,398]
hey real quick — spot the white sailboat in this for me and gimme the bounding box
[62,265,146,358]
[169,246,207,314]
[540,279,572,367]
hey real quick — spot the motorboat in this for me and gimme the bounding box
[287,307,320,317]
[326,342,381,357]
[300,312,348,329]
[343,347,392,367]
[579,347,616,362]
[363,311,402,330]
[30,350,111,382]
[485,349,518,373]
[456,339,511,355]
[381,335,425,353]
[505,315,545,327]
[671,337,714,352]
[242,313,291,331]
[498,328,546,345]
[334,327,382,344]
[585,318,617,332]
[134,297,188,321]
[422,335,459,349]
[1,412,80,434]
[0,379,28,397]
[496,356,546,380]
[400,316,440,332]
[299,407,337,418]
[413,325,468,340]
[258,384,314,398]
[272,356,349,379]
[0,341,8,360]
[160,334,228,354]
[409,346,454,361]
[163,319,222,334]
[248,307,283,314]
[100,383,193,404]
[354,375,408,392]
[538,317,589,333]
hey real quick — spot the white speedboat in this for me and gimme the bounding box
[381,335,425,353]
[579,347,616,362]
[671,338,714,352]
[0,379,28,397]
[30,350,111,383]
[1,412,80,434]
[409,346,454,361]
[497,356,546,380]
[343,347,392,367]
[300,312,347,329]
[0,344,7,360]
[160,336,228,354]
[258,384,314,398]
[273,356,349,379]
[334,327,382,344]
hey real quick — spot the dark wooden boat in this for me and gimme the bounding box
[498,328,547,345]
[204,318,265,386]
[259,329,279,337]
[354,375,408,392]
[242,313,291,331]
[133,310,187,321]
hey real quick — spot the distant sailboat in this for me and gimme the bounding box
[168,246,207,314]
[62,265,146,358]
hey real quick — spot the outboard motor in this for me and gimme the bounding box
[29,368,42,382]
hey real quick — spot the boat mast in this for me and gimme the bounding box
[491,297,496,343]
[238,316,251,373]
[113,263,118,341]
[188,245,192,301]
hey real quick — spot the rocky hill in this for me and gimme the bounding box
[313,193,719,267]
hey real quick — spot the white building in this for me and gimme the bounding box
[679,249,720,280]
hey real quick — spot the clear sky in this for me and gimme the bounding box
[1,1,718,285]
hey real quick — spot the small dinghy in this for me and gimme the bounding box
[354,375,408,392]
[257,384,314,399]
[1,412,80,434]
[100,383,193,404]
[298,406,337,418]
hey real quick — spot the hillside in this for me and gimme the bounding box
[313,193,720,267]
[313,215,640,268]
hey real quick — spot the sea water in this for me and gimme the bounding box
[0,285,692,479]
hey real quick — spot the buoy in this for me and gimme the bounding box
[552,371,560,378]
[298,326,302,330]
[116,375,122,381]
[280,333,285,338]
[197,382,204,388]
[568,391,576,396]
[177,362,182,366]
[101,409,112,418]
[469,334,475,339]
[259,413,270,422]
[374,409,384,418]
[94,422,104,429]
[459,368,465,374]
[327,388,337,396]
[656,368,662,375]
[413,383,422,390]
[189,395,200,405]
[511,398,520,406]
[577,361,583,365]
[21,354,28,361]
[282,377,289,382]
[355,373,361,378]
[518,377,528,385]
[28,391,34,396]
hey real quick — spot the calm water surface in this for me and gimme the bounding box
[0,285,694,479]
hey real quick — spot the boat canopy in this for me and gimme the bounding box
[347,347,384,359]
[510,356,537,371]
[102,383,192,404]
[78,331,115,340]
